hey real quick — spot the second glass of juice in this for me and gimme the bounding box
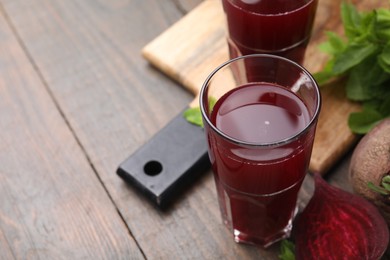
[200,54,321,248]
[222,0,318,64]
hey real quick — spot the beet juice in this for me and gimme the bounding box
[200,54,321,248]
[222,0,318,64]
[206,82,315,247]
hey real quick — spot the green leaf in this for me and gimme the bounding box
[346,56,389,101]
[183,107,203,127]
[376,8,390,39]
[362,99,381,111]
[377,8,390,26]
[368,174,390,195]
[378,57,390,74]
[318,42,333,55]
[381,175,390,191]
[348,108,383,134]
[383,175,390,182]
[358,10,377,43]
[183,97,217,127]
[315,3,390,134]
[319,32,346,55]
[341,2,362,39]
[368,182,389,195]
[313,59,335,85]
[279,240,295,260]
[377,8,390,24]
[379,94,390,116]
[332,43,379,75]
[378,43,390,73]
[208,96,217,112]
[345,70,367,101]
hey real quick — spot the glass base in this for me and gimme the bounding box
[219,179,298,249]
[216,177,301,249]
[232,215,293,248]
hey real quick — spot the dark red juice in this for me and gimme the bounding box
[207,82,314,246]
[222,0,318,63]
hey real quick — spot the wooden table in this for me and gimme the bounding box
[0,0,385,259]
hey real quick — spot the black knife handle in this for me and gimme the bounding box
[117,108,210,209]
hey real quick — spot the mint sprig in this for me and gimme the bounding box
[183,107,203,127]
[314,3,390,134]
[368,175,390,195]
[279,239,295,260]
[183,97,217,127]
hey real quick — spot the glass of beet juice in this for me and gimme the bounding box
[222,0,318,64]
[200,54,321,248]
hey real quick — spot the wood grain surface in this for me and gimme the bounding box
[142,0,390,175]
[0,3,143,259]
[0,0,387,259]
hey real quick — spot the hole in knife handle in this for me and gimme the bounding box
[116,108,211,209]
[143,160,163,176]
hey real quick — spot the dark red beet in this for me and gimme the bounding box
[294,174,389,260]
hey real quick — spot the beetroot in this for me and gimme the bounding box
[294,174,389,260]
[349,118,390,225]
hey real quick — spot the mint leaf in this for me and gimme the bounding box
[345,69,368,101]
[348,108,383,134]
[208,96,217,112]
[376,9,390,39]
[376,8,390,38]
[379,94,390,115]
[183,97,217,127]
[316,4,390,134]
[183,107,203,127]
[358,10,377,43]
[368,182,389,195]
[346,55,389,101]
[313,59,335,85]
[341,2,361,39]
[279,240,295,260]
[381,175,390,191]
[319,32,346,55]
[368,175,390,195]
[378,42,390,73]
[377,8,390,25]
[332,43,378,75]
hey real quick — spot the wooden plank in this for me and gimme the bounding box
[142,0,388,174]
[0,6,143,260]
[0,0,284,258]
[143,0,228,107]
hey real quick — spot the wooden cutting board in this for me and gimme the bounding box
[141,0,363,174]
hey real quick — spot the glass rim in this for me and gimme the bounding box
[225,0,317,17]
[199,54,321,148]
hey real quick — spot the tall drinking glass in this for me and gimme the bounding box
[222,0,318,64]
[200,54,321,248]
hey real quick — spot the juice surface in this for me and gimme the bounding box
[212,82,309,143]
